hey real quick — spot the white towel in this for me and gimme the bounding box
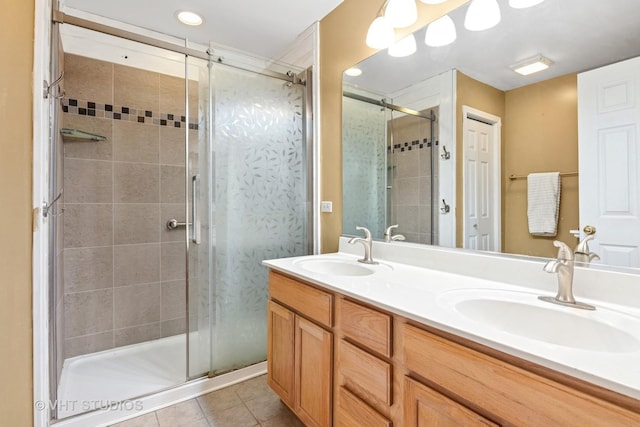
[527,172,561,236]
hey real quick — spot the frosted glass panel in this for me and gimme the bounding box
[210,64,308,373]
[342,97,387,237]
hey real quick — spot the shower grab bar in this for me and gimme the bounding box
[192,175,201,245]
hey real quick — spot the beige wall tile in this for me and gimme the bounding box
[114,162,160,203]
[419,176,432,206]
[63,115,113,160]
[65,331,114,359]
[63,204,113,248]
[161,280,186,321]
[63,246,113,293]
[396,150,420,179]
[64,54,114,103]
[114,204,160,245]
[159,127,185,166]
[114,323,161,347]
[159,74,185,117]
[160,318,186,337]
[161,242,186,282]
[114,283,161,329]
[419,205,432,235]
[114,120,160,164]
[64,289,113,338]
[114,64,159,113]
[397,177,420,206]
[114,243,160,286]
[397,205,420,234]
[160,165,186,204]
[419,148,433,176]
[64,158,113,203]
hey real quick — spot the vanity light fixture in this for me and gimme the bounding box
[176,10,203,26]
[424,14,457,47]
[388,33,417,57]
[366,15,396,49]
[464,0,501,31]
[385,0,418,28]
[509,0,545,8]
[510,55,552,75]
[345,67,363,77]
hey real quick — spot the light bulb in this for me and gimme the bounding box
[388,34,417,57]
[509,0,544,8]
[425,15,457,47]
[385,0,418,29]
[464,0,501,31]
[366,16,396,49]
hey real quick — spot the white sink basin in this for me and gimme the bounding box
[438,289,640,353]
[294,258,390,277]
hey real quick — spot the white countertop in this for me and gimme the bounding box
[263,239,640,401]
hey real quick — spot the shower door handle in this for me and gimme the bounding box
[191,174,201,244]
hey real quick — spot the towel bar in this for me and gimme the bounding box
[509,172,578,180]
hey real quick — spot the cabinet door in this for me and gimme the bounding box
[404,377,498,427]
[295,316,333,427]
[267,300,295,407]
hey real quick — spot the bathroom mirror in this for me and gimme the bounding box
[342,0,640,270]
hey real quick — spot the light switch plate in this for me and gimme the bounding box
[321,201,333,213]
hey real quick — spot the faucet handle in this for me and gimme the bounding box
[355,226,372,240]
[552,240,574,261]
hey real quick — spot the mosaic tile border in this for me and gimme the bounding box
[389,138,439,152]
[61,97,199,130]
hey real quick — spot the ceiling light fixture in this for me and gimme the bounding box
[388,33,417,57]
[424,14,457,47]
[509,0,545,8]
[510,55,552,75]
[464,0,501,31]
[345,67,363,77]
[176,10,203,26]
[385,0,418,28]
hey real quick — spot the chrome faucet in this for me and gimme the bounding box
[384,224,406,243]
[574,235,600,265]
[348,226,378,264]
[539,240,595,310]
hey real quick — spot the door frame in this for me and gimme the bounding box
[461,105,502,252]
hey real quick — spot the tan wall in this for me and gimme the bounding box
[455,72,505,248]
[319,0,470,252]
[0,1,35,425]
[503,73,578,258]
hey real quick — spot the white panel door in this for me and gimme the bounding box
[464,117,495,251]
[578,56,640,268]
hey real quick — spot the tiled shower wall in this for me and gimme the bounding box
[389,108,439,244]
[61,53,199,359]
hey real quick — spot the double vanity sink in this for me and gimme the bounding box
[265,239,640,401]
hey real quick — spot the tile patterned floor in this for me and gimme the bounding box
[110,375,304,427]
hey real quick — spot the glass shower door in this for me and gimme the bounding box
[208,60,309,374]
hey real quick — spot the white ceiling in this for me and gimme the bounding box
[61,0,344,59]
[345,0,640,94]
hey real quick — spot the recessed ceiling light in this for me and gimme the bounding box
[510,55,552,75]
[176,10,203,26]
[345,68,363,77]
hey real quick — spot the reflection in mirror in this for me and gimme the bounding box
[342,0,640,272]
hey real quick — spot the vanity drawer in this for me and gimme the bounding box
[339,298,392,358]
[338,339,392,406]
[269,271,333,328]
[336,386,392,427]
[403,323,640,426]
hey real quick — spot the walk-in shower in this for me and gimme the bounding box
[47,11,312,422]
[342,88,439,244]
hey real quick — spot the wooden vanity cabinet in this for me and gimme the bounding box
[267,269,640,427]
[267,272,333,427]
